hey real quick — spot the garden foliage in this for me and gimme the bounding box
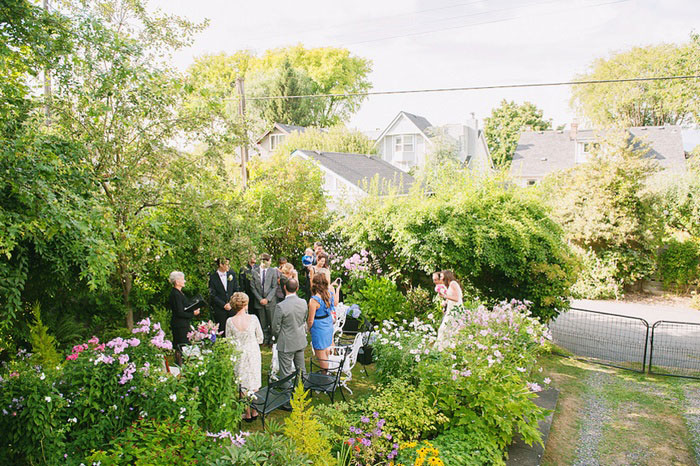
[658,239,700,292]
[284,384,335,465]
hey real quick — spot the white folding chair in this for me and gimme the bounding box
[333,303,348,342]
[270,343,280,381]
[328,332,364,395]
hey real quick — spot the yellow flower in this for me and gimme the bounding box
[401,441,418,449]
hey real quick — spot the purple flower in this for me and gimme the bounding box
[377,419,386,428]
[349,426,357,433]
[372,411,379,418]
[347,438,355,445]
[361,438,371,447]
[361,416,369,423]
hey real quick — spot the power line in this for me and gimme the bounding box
[240,75,700,101]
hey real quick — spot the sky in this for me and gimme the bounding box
[151,0,699,147]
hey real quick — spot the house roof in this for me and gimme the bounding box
[255,122,310,144]
[510,125,687,178]
[294,150,416,196]
[374,111,434,145]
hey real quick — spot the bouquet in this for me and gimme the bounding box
[187,320,222,344]
[434,284,447,295]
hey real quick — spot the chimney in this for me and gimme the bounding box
[466,112,478,130]
[570,119,579,140]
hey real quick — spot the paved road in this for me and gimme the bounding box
[550,300,700,374]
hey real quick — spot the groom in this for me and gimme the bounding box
[209,257,238,334]
[271,278,307,381]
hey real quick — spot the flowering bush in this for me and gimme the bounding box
[372,317,438,385]
[416,301,552,461]
[346,276,407,324]
[346,412,399,465]
[181,337,245,433]
[212,429,311,465]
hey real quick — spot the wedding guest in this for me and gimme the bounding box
[312,242,324,265]
[309,251,331,284]
[226,292,263,422]
[239,253,257,303]
[271,278,307,382]
[435,270,464,351]
[307,273,339,370]
[168,271,200,366]
[209,257,238,334]
[250,253,278,345]
[301,248,314,300]
[276,263,298,303]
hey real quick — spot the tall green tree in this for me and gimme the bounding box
[51,0,206,329]
[483,100,551,168]
[571,34,700,127]
[247,58,325,128]
[273,125,377,158]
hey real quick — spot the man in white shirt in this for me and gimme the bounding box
[208,258,238,334]
[250,253,278,345]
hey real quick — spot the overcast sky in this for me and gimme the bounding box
[151,0,699,144]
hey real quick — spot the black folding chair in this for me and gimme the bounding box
[303,348,348,403]
[250,369,299,428]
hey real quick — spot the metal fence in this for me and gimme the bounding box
[649,320,700,379]
[550,308,700,379]
[549,307,649,373]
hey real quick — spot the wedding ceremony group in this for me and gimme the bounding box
[4,0,700,464]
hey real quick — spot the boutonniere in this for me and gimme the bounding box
[228,275,233,281]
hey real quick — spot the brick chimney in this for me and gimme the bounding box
[570,119,579,140]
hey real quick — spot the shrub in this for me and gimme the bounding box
[213,430,312,465]
[28,302,62,370]
[570,247,624,300]
[429,426,505,465]
[181,336,245,432]
[339,180,577,322]
[416,302,550,454]
[658,239,700,292]
[403,286,440,321]
[372,318,438,385]
[0,354,67,465]
[283,384,334,465]
[346,276,407,323]
[85,418,220,465]
[360,379,448,442]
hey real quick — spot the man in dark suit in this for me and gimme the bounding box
[239,253,256,303]
[250,253,278,345]
[209,258,238,333]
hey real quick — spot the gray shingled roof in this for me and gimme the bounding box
[401,111,432,134]
[510,125,686,179]
[277,123,309,134]
[296,150,415,195]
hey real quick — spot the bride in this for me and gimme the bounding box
[435,270,463,351]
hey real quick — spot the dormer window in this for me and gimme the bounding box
[576,141,598,164]
[394,134,415,153]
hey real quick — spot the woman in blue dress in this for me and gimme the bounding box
[307,273,340,369]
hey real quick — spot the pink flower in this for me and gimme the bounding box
[66,354,79,361]
[118,354,130,365]
[88,336,99,345]
[128,338,140,347]
[435,284,447,294]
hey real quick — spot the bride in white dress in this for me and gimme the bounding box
[226,292,263,421]
[436,270,463,351]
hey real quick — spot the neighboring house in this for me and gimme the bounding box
[510,124,687,187]
[291,149,416,208]
[374,111,492,174]
[255,123,310,159]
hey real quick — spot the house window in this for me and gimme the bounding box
[270,134,285,151]
[527,179,537,186]
[394,134,415,153]
[576,141,599,164]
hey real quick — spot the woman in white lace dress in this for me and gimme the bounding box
[436,270,463,351]
[225,292,263,421]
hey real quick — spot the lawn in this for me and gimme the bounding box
[541,353,700,465]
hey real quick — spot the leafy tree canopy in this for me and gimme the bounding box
[483,99,551,168]
[571,34,700,127]
[272,125,377,159]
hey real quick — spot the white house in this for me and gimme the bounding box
[291,149,416,209]
[374,111,492,174]
[255,123,310,159]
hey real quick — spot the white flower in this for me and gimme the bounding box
[45,396,52,403]
[427,313,434,320]
[543,377,551,385]
[39,373,46,380]
[169,394,177,402]
[516,367,527,373]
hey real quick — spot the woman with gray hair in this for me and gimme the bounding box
[169,271,200,365]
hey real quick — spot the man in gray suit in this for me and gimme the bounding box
[271,278,307,381]
[250,253,278,345]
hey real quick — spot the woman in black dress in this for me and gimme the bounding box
[169,271,200,366]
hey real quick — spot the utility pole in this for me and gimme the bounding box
[43,0,52,124]
[235,77,248,190]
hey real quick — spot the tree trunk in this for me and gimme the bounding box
[118,254,134,330]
